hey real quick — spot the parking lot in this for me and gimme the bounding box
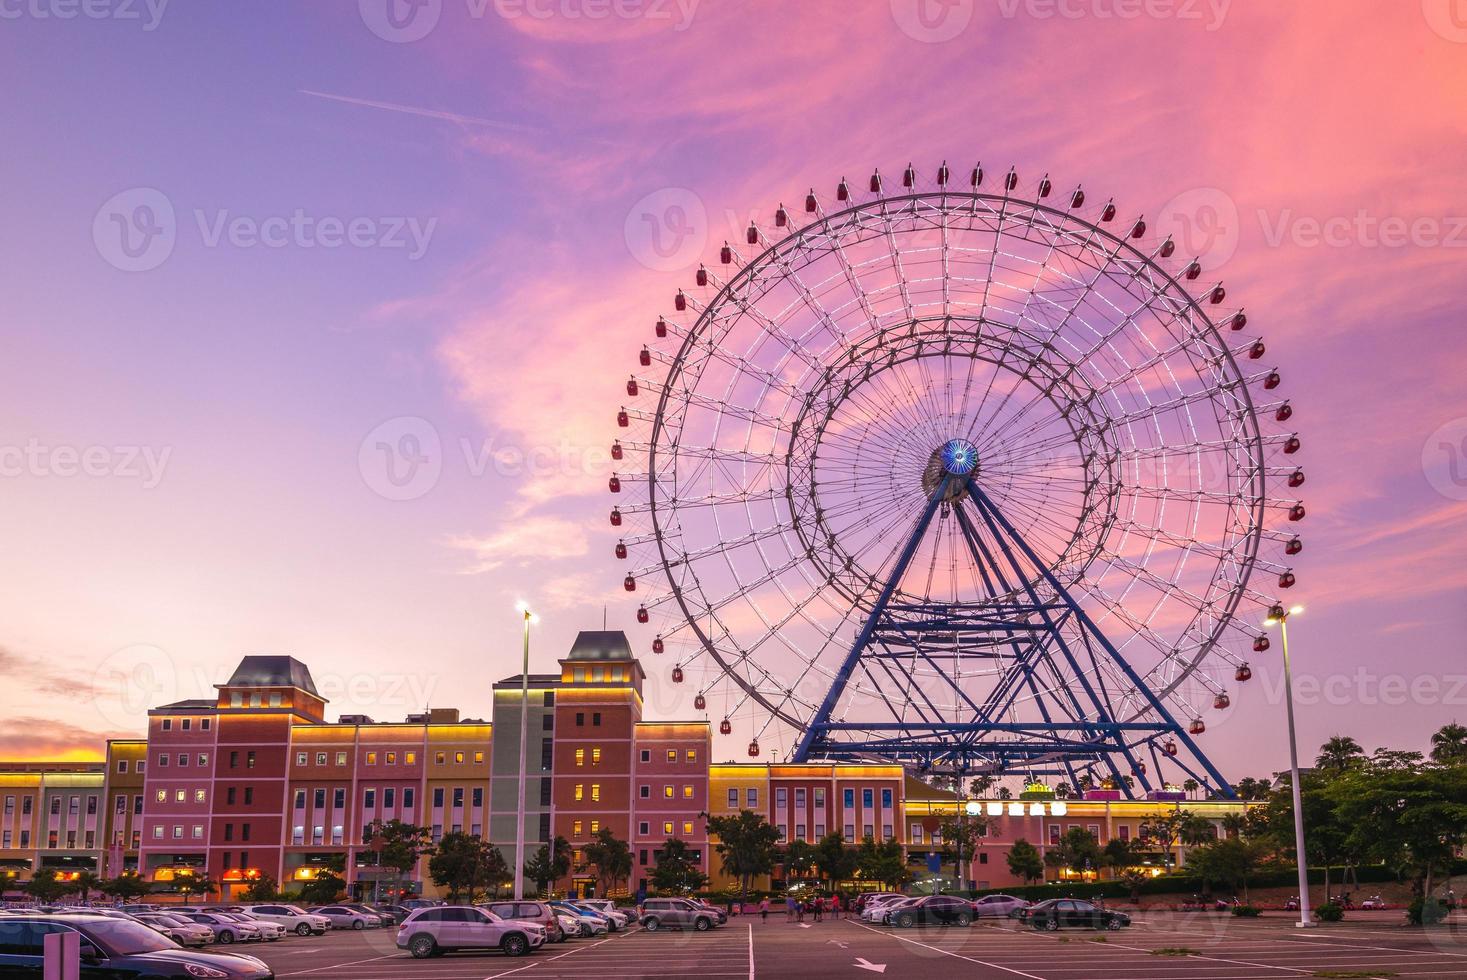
[243,911,1467,979]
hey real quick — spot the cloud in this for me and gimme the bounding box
[0,644,98,701]
[0,717,129,761]
[446,514,591,573]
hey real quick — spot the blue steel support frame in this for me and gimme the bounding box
[791,472,1236,799]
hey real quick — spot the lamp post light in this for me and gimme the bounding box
[1264,602,1314,928]
[512,600,538,901]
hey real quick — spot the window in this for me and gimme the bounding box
[575,784,584,802]
[335,751,346,765]
[433,788,444,807]
[244,787,253,805]
[198,753,208,767]
[881,788,893,809]
[366,752,378,766]
[133,796,142,814]
[843,788,854,808]
[292,825,304,844]
[683,821,694,836]
[576,748,585,767]
[155,790,166,802]
[1049,825,1061,845]
[862,788,874,808]
[224,823,234,841]
[883,823,893,839]
[591,784,601,802]
[173,825,183,839]
[686,749,696,763]
[573,820,583,837]
[590,819,600,834]
[114,796,126,814]
[542,714,553,730]
[136,761,144,773]
[452,788,464,808]
[296,752,307,766]
[592,747,601,765]
[664,785,674,799]
[576,712,585,726]
[863,824,873,838]
[405,752,416,765]
[201,718,211,730]
[242,823,251,842]
[177,753,187,767]
[683,785,694,799]
[292,789,303,808]
[472,788,483,807]
[541,739,553,771]
[815,823,825,837]
[639,821,649,835]
[153,826,163,839]
[775,788,786,808]
[667,749,677,763]
[229,751,239,768]
[474,752,484,764]
[543,691,555,707]
[664,821,675,835]
[162,718,172,731]
[593,712,601,726]
[455,752,465,764]
[640,785,651,799]
[336,788,347,808]
[194,790,206,803]
[795,823,805,840]
[727,788,738,808]
[157,754,168,768]
[314,789,326,808]
[843,823,854,841]
[1119,825,1131,841]
[115,760,128,773]
[435,752,446,765]
[776,823,786,841]
[640,749,650,763]
[181,718,191,731]
[246,751,256,769]
[365,790,377,809]
[386,752,396,765]
[315,752,327,766]
[192,825,204,840]
[50,798,61,815]
[794,788,805,808]
[746,788,757,808]
[539,781,550,807]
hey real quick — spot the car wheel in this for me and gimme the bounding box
[218,930,235,944]
[1042,919,1060,932]
[955,913,971,927]
[296,923,312,936]
[897,913,915,929]
[1106,918,1124,931]
[408,934,437,959]
[502,933,530,957]
[352,919,365,930]
[694,917,712,932]
[644,916,661,932]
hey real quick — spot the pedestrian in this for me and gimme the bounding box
[796,899,806,924]
[832,893,842,919]
[786,894,796,921]
[813,896,823,922]
[760,896,769,921]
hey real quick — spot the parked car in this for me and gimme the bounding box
[134,912,216,947]
[638,897,718,932]
[886,895,973,928]
[181,911,263,944]
[246,904,331,936]
[1024,899,1131,931]
[482,901,565,944]
[549,901,608,937]
[687,898,729,924]
[971,894,1030,918]
[223,913,285,942]
[339,903,395,928]
[1360,895,1390,910]
[307,905,381,930]
[0,914,274,977]
[396,905,545,959]
[862,896,911,923]
[575,899,630,931]
[854,892,903,913]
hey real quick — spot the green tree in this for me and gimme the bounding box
[854,835,908,889]
[1182,778,1200,800]
[582,827,633,896]
[782,838,818,882]
[1186,837,1269,902]
[1332,762,1467,899]
[1006,839,1044,884]
[650,838,707,894]
[1315,735,1365,772]
[1119,869,1148,904]
[813,831,857,886]
[297,856,346,905]
[1045,826,1103,877]
[173,871,218,901]
[523,837,572,897]
[101,872,152,903]
[72,871,103,903]
[1429,722,1467,764]
[1101,836,1141,876]
[937,813,989,887]
[704,810,781,904]
[1263,770,1351,902]
[240,874,279,902]
[23,870,70,903]
[428,833,510,902]
[363,819,432,897]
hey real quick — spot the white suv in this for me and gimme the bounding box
[396,906,546,958]
[247,904,331,936]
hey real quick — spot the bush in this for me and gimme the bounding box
[1407,898,1448,926]
[1315,903,1344,922]
[1232,905,1262,918]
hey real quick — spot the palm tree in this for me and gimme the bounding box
[1182,778,1200,800]
[1430,722,1467,764]
[1316,735,1364,772]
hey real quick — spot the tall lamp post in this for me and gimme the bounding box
[512,600,538,900]
[1264,602,1314,928]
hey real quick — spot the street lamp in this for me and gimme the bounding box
[512,600,538,901]
[1264,603,1313,928]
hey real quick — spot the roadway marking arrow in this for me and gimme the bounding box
[854,957,887,973]
[826,939,849,948]
[799,922,813,928]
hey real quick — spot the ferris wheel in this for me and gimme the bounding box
[610,163,1304,796]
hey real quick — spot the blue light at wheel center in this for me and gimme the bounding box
[941,438,979,476]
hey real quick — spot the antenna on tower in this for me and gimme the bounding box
[603,605,607,630]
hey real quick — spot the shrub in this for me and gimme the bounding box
[1406,897,1448,926]
[1315,903,1344,922]
[1232,905,1262,918]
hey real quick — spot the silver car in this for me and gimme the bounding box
[971,894,1030,918]
[396,905,546,958]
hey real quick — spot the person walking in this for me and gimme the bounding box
[832,893,842,919]
[760,896,769,921]
[796,899,806,924]
[786,894,797,921]
[813,895,824,922]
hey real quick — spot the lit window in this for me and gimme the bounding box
[683,821,694,836]
[194,790,206,803]
[575,785,584,802]
[575,749,585,767]
[315,753,326,766]
[172,825,183,839]
[666,750,677,763]
[435,752,446,765]
[664,786,674,799]
[474,752,484,764]
[366,752,377,765]
[296,752,307,766]
[683,785,694,799]
[591,784,601,802]
[175,790,185,802]
[386,752,396,765]
[192,825,204,839]
[154,790,166,802]
[455,752,465,764]
[152,826,163,839]
[591,820,600,834]
[686,750,696,762]
[664,822,674,835]
[573,820,583,836]
[405,752,416,765]
[335,752,346,765]
[592,747,601,765]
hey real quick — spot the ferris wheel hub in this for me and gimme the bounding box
[940,438,980,477]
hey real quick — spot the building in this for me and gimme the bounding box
[1,634,1254,900]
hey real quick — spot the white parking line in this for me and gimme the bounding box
[277,952,404,976]
[748,923,755,980]
[480,930,629,980]
[847,921,1048,979]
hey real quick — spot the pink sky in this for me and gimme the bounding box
[1,1,1465,780]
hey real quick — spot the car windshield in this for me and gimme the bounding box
[84,919,181,956]
[282,906,307,915]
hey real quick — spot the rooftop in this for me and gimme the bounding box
[565,630,634,662]
[218,655,321,697]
